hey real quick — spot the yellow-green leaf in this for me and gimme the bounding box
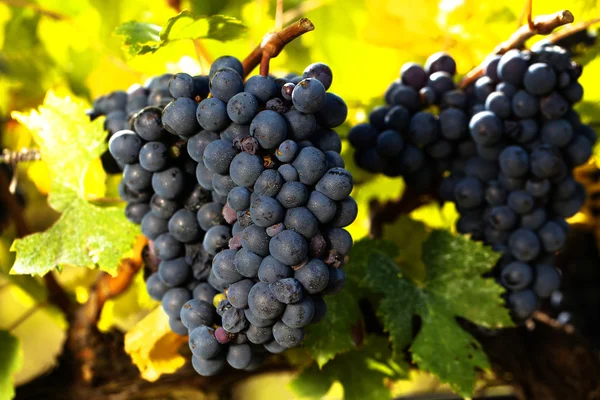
[10,198,139,276]
[11,91,107,211]
[0,330,22,400]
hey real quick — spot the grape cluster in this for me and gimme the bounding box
[441,46,595,319]
[349,46,596,320]
[106,55,355,375]
[348,52,473,191]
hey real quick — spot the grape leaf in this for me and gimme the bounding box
[11,91,106,212]
[363,228,514,397]
[113,21,162,57]
[10,92,139,276]
[10,198,139,276]
[115,12,247,56]
[302,287,361,368]
[290,336,405,400]
[302,238,399,368]
[124,307,188,382]
[0,330,22,400]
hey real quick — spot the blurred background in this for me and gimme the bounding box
[0,0,599,399]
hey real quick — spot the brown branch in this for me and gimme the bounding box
[369,184,440,238]
[69,254,145,384]
[242,18,315,77]
[460,10,574,88]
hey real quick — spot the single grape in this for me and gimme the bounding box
[227,279,254,309]
[162,97,200,137]
[246,324,273,344]
[248,281,285,320]
[146,273,169,301]
[245,75,277,104]
[203,139,238,174]
[533,264,561,298]
[241,225,271,257]
[108,130,143,165]
[292,78,326,113]
[269,230,308,266]
[249,110,288,149]
[508,229,541,261]
[508,290,537,320]
[125,202,150,224]
[523,63,557,95]
[284,110,317,141]
[227,92,259,124]
[162,287,192,319]
[197,98,229,132]
[222,307,248,333]
[469,111,503,145]
[212,249,243,284]
[203,225,232,255]
[152,167,185,200]
[270,278,303,304]
[292,147,328,186]
[154,233,183,261]
[227,344,253,370]
[500,262,533,290]
[210,55,244,78]
[141,212,168,240]
[272,320,304,348]
[229,152,264,188]
[180,299,215,330]
[210,67,244,102]
[302,62,333,90]
[189,326,221,359]
[281,297,315,328]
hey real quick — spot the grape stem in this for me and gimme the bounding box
[459,10,574,88]
[242,17,315,77]
[69,254,145,383]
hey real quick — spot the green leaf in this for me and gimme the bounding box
[0,330,22,400]
[11,91,107,211]
[10,92,138,276]
[10,198,139,276]
[363,228,514,397]
[113,21,162,57]
[302,238,400,368]
[343,238,398,287]
[303,287,361,368]
[382,216,430,283]
[290,336,404,400]
[115,12,247,56]
[161,13,247,43]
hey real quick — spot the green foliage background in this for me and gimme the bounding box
[0,0,599,399]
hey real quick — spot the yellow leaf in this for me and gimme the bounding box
[98,271,155,333]
[124,306,187,382]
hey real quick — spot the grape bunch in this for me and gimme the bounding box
[440,45,595,319]
[106,55,355,375]
[347,52,474,191]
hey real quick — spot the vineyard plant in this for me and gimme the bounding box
[1,0,600,399]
